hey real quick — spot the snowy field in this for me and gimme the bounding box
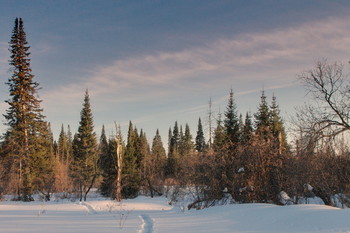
[1,196,350,233]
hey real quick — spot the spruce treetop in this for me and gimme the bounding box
[224,89,240,145]
[254,90,270,131]
[5,18,45,131]
[152,129,166,162]
[242,112,253,143]
[100,125,107,144]
[74,90,97,160]
[195,118,205,152]
[213,112,226,152]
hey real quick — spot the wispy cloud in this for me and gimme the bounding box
[31,41,56,55]
[44,15,350,102]
[145,82,299,121]
[40,14,350,131]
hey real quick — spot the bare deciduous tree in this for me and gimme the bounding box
[290,60,350,206]
[115,123,123,202]
[298,60,350,139]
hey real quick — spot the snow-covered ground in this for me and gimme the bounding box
[1,196,350,233]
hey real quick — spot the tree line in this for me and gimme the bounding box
[1,18,350,208]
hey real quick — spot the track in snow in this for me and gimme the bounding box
[79,202,97,215]
[138,214,154,233]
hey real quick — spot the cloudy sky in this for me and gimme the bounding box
[1,0,350,144]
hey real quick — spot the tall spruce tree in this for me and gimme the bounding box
[139,129,150,165]
[170,121,180,156]
[123,121,141,198]
[241,112,253,144]
[238,114,244,142]
[151,129,166,185]
[179,125,184,155]
[224,89,240,147]
[60,124,73,164]
[99,125,113,197]
[270,95,288,154]
[254,90,271,140]
[47,123,55,157]
[141,129,166,197]
[70,90,98,201]
[195,118,205,152]
[99,125,109,165]
[151,129,166,168]
[99,126,109,169]
[213,112,226,152]
[2,18,54,201]
[168,127,172,152]
[67,125,73,158]
[182,124,194,156]
[134,127,142,167]
[166,122,180,177]
[139,130,150,183]
[58,124,68,163]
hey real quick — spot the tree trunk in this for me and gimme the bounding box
[79,183,83,202]
[115,143,123,201]
[84,174,97,201]
[18,158,22,199]
[148,178,154,198]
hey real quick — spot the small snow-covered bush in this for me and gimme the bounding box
[332,194,350,208]
[279,191,293,205]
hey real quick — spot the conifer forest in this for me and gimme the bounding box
[1,17,350,211]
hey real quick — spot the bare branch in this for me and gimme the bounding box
[297,60,350,141]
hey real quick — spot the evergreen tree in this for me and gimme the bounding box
[53,140,58,158]
[180,125,184,139]
[2,18,54,201]
[70,90,98,201]
[67,125,73,152]
[139,129,150,165]
[47,123,55,157]
[238,114,244,142]
[139,130,150,176]
[151,129,167,163]
[151,129,167,183]
[241,112,253,144]
[170,121,180,156]
[168,127,172,152]
[134,127,142,167]
[269,95,288,153]
[99,125,109,166]
[58,124,68,163]
[195,118,206,152]
[178,125,184,155]
[213,112,226,152]
[140,129,167,197]
[166,122,180,177]
[123,121,141,198]
[99,125,113,197]
[224,89,240,147]
[254,90,270,140]
[183,124,195,156]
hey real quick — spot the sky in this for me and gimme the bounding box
[1,0,350,145]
